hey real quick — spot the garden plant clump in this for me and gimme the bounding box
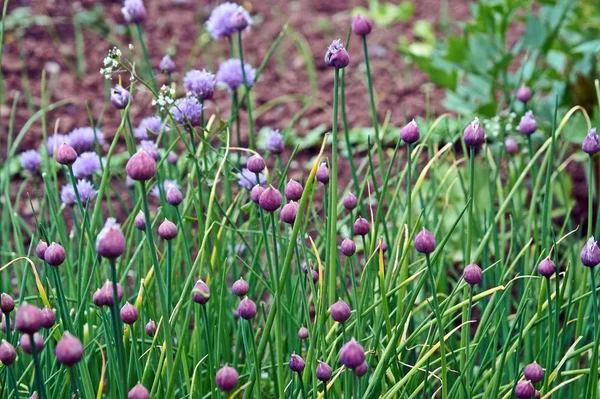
[2,0,600,398]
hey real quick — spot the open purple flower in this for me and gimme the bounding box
[237,168,266,191]
[72,152,102,178]
[184,69,216,100]
[172,97,203,126]
[217,59,256,91]
[20,150,41,173]
[206,2,251,39]
[324,39,350,69]
[60,180,97,206]
[121,0,146,24]
[159,55,176,74]
[265,129,284,154]
[135,116,165,140]
[67,127,105,154]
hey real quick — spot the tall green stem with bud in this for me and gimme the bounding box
[327,68,340,305]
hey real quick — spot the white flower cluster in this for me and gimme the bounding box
[152,85,176,111]
[482,112,517,137]
[99,47,123,80]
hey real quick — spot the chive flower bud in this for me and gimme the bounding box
[100,281,124,307]
[316,361,332,381]
[351,14,373,36]
[20,332,44,354]
[128,384,150,399]
[414,228,436,254]
[289,353,306,373]
[35,240,48,260]
[237,297,257,320]
[145,320,156,337]
[463,263,482,286]
[134,211,146,231]
[280,201,299,224]
[516,85,532,104]
[110,85,131,110]
[56,143,78,165]
[121,0,146,24]
[0,340,16,366]
[343,193,358,210]
[505,137,519,155]
[231,11,250,31]
[96,218,126,259]
[582,128,600,155]
[250,185,265,203]
[581,237,600,268]
[157,219,178,241]
[297,326,309,340]
[166,185,183,206]
[126,150,157,181]
[120,302,139,325]
[1,294,15,314]
[232,278,249,297]
[285,179,304,201]
[324,39,350,69]
[330,299,351,323]
[353,216,370,236]
[259,185,283,212]
[247,154,266,174]
[400,119,420,144]
[340,238,356,257]
[523,361,544,383]
[44,242,66,266]
[316,163,329,184]
[215,365,239,392]
[339,339,365,369]
[311,269,320,283]
[193,280,211,305]
[518,111,537,136]
[159,55,176,74]
[355,361,368,377]
[514,381,535,399]
[537,258,556,278]
[463,118,485,147]
[40,307,55,329]
[55,332,84,366]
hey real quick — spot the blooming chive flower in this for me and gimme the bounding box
[237,168,266,191]
[110,85,132,109]
[96,218,126,259]
[582,128,600,155]
[172,97,203,126]
[217,59,256,91]
[67,127,104,154]
[518,111,537,136]
[47,134,66,156]
[20,150,41,173]
[134,116,165,140]
[324,39,350,69]
[72,152,101,178]
[184,69,216,100]
[265,129,284,154]
[159,55,176,74]
[206,2,251,39]
[60,180,97,206]
[121,0,146,24]
[581,237,600,268]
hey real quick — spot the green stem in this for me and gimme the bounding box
[589,156,594,238]
[544,278,554,393]
[8,367,19,399]
[109,260,127,397]
[237,31,255,150]
[587,268,599,399]
[30,333,47,399]
[202,306,217,395]
[407,143,412,229]
[327,68,340,304]
[167,241,172,309]
[136,23,157,92]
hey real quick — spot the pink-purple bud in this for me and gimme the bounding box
[1,294,15,314]
[231,11,250,31]
[340,238,356,257]
[414,228,436,254]
[0,340,16,366]
[330,299,351,323]
[36,240,48,260]
[166,186,183,206]
[56,143,78,165]
[505,137,519,155]
[128,384,150,399]
[246,154,265,174]
[518,111,537,136]
[463,263,482,286]
[193,280,211,305]
[250,185,265,203]
[126,150,157,181]
[523,361,544,383]
[280,201,299,225]
[316,361,332,381]
[159,55,176,74]
[537,258,556,278]
[96,218,126,259]
[289,353,306,373]
[40,307,55,329]
[145,319,156,337]
[55,331,84,366]
[463,118,485,147]
[15,303,43,334]
[100,281,125,307]
[157,219,178,241]
[324,39,350,69]
[237,297,257,320]
[514,380,535,399]
[215,365,239,392]
[259,185,283,212]
[355,361,368,377]
[400,119,420,144]
[44,242,66,266]
[134,211,146,230]
[120,302,139,325]
[581,237,600,268]
[110,85,131,110]
[340,339,365,369]
[354,216,370,236]
[285,179,304,201]
[232,278,249,297]
[316,163,329,184]
[297,326,309,340]
[516,85,532,104]
[343,193,358,210]
[582,128,600,155]
[20,332,44,354]
[311,269,320,283]
[351,14,373,36]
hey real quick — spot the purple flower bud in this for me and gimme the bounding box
[237,297,257,320]
[265,129,284,154]
[0,316,5,332]
[101,281,124,307]
[311,269,320,284]
[128,384,150,399]
[232,278,249,297]
[325,39,350,69]
[414,228,436,254]
[354,216,370,236]
[259,185,283,212]
[96,218,126,259]
[524,361,544,383]
[581,237,600,268]
[280,201,299,225]
[340,339,365,369]
[145,319,156,337]
[193,280,211,305]
[111,85,131,110]
[316,361,332,381]
[134,211,146,231]
[355,361,368,377]
[250,185,266,203]
[463,118,485,147]
[40,307,55,329]
[126,150,157,181]
[20,332,44,354]
[516,85,532,104]
[121,0,146,24]
[120,302,139,325]
[514,380,535,399]
[289,353,306,373]
[316,163,329,184]
[352,14,373,36]
[247,154,266,174]
[463,263,482,286]
[165,185,183,206]
[582,128,600,155]
[206,2,251,39]
[168,152,178,164]
[44,242,66,267]
[518,111,537,136]
[30,393,39,399]
[159,55,176,74]
[340,238,356,257]
[343,193,358,211]
[0,340,16,366]
[35,240,48,260]
[184,69,216,100]
[400,119,420,144]
[20,149,41,174]
[330,299,351,323]
[535,390,540,399]
[55,331,84,366]
[215,365,239,392]
[157,219,178,241]
[505,137,519,155]
[231,11,249,31]
[538,258,556,278]
[297,326,309,340]
[92,288,107,307]
[15,303,42,334]
[285,179,304,201]
[1,294,15,314]
[56,143,78,165]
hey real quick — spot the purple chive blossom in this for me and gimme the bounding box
[72,152,102,178]
[67,127,105,154]
[151,180,179,198]
[184,69,216,100]
[159,55,176,74]
[110,85,131,109]
[206,2,251,39]
[172,97,203,126]
[582,128,600,155]
[265,129,284,154]
[121,0,146,24]
[324,39,350,69]
[20,150,41,173]
[134,116,165,140]
[237,168,266,191]
[581,237,600,268]
[217,59,256,91]
[518,111,537,136]
[60,180,97,206]
[140,140,159,161]
[47,134,66,156]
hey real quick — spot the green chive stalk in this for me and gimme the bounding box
[237,31,255,150]
[587,268,600,399]
[109,259,127,397]
[135,24,157,92]
[425,254,447,399]
[29,333,47,399]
